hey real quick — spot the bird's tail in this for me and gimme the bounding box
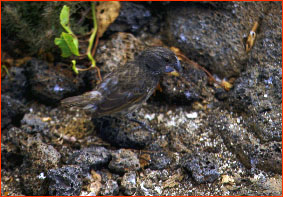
[61,94,86,108]
[61,91,102,111]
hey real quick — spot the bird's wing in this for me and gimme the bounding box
[94,65,150,116]
[95,86,148,116]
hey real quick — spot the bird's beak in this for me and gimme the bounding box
[165,59,182,77]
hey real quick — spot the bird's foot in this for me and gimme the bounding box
[127,116,156,133]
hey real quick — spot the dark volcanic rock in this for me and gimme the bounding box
[6,127,61,169]
[95,32,145,75]
[25,136,61,169]
[156,61,209,105]
[210,2,282,174]
[210,111,282,174]
[99,180,119,196]
[20,162,49,196]
[226,2,282,143]
[21,113,49,134]
[108,149,140,174]
[1,143,24,170]
[121,171,137,196]
[1,94,27,129]
[182,153,220,184]
[67,146,111,172]
[227,67,282,142]
[1,66,28,102]
[164,2,268,78]
[25,59,85,105]
[108,2,151,34]
[5,127,61,195]
[47,166,82,196]
[149,152,172,170]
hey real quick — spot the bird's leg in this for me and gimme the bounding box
[126,114,156,133]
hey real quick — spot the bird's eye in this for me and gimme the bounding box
[165,58,170,63]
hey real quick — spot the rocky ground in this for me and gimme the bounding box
[1,2,282,196]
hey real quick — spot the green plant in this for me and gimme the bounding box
[54,3,98,75]
[1,65,11,78]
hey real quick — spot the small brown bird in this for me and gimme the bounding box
[61,47,181,119]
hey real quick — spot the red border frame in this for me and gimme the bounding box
[0,1,282,197]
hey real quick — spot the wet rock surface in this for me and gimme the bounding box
[1,1,282,196]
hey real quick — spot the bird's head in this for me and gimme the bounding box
[138,47,182,77]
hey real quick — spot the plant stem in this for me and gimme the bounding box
[87,2,97,68]
[2,65,11,78]
[71,60,79,74]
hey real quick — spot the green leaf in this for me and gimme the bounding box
[60,5,73,34]
[54,32,80,57]
[55,5,80,58]
[54,36,72,57]
[60,6,70,30]
[62,32,80,56]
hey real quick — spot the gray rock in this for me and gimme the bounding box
[6,126,61,195]
[3,127,52,195]
[108,149,140,174]
[26,137,61,169]
[20,162,49,196]
[165,2,269,78]
[7,126,61,168]
[95,32,145,75]
[121,171,137,196]
[227,66,282,142]
[210,111,282,174]
[149,152,172,170]
[47,166,82,196]
[100,180,119,196]
[1,169,25,196]
[183,153,220,184]
[210,1,282,174]
[67,146,111,172]
[21,113,48,134]
[226,2,282,143]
